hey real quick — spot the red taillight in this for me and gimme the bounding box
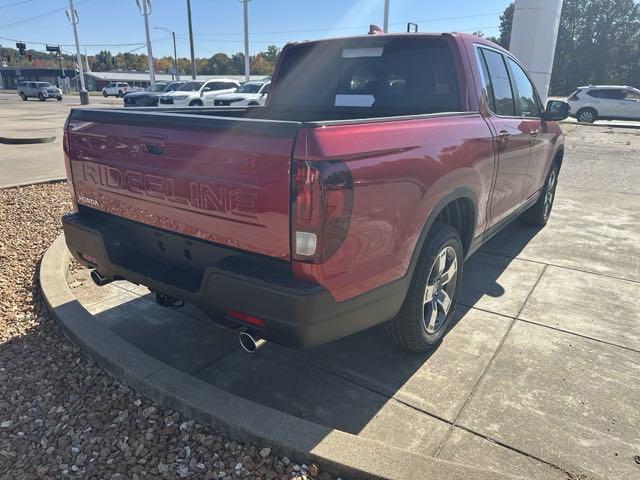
[227,309,265,328]
[291,160,353,263]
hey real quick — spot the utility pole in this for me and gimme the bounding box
[66,0,88,104]
[59,46,65,78]
[136,0,155,83]
[242,0,250,82]
[186,0,196,79]
[154,27,179,80]
[383,0,390,33]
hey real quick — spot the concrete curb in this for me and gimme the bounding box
[40,234,525,480]
[0,135,56,144]
[1,177,66,190]
[559,120,640,130]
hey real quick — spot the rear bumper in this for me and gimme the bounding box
[62,208,405,348]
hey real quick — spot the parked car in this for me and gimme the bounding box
[213,81,270,106]
[62,33,568,353]
[158,79,240,107]
[17,81,63,101]
[102,82,140,98]
[568,85,640,123]
[123,81,186,107]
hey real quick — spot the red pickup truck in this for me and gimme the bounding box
[62,33,568,352]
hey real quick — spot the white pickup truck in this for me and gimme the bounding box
[101,82,143,98]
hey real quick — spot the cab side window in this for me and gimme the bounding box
[478,48,516,116]
[506,57,541,117]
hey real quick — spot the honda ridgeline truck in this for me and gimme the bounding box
[62,33,569,352]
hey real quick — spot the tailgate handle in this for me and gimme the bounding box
[141,135,166,156]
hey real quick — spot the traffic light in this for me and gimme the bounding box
[16,42,26,55]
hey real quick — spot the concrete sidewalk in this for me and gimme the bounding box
[50,123,640,480]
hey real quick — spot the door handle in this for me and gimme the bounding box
[529,129,539,137]
[498,130,511,142]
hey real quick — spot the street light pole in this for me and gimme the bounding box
[66,0,88,104]
[383,0,390,33]
[242,0,250,82]
[154,27,179,80]
[186,0,196,79]
[136,0,155,83]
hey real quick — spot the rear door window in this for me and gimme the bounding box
[479,48,516,116]
[271,37,462,114]
[506,57,541,117]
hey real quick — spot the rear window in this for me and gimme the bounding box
[587,89,625,99]
[270,37,462,114]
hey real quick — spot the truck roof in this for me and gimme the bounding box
[283,31,506,53]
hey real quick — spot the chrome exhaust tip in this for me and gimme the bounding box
[90,269,114,287]
[239,331,262,353]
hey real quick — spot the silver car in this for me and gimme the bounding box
[18,81,63,101]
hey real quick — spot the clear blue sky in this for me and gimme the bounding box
[0,0,511,58]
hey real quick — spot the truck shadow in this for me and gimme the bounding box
[86,220,542,452]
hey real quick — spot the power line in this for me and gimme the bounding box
[0,0,37,9]
[0,34,171,48]
[192,11,502,37]
[0,0,92,29]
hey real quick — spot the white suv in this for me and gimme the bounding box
[568,85,640,123]
[158,79,240,107]
[213,81,270,106]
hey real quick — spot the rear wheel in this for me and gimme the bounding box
[521,163,559,226]
[38,93,45,101]
[576,108,597,123]
[20,93,27,101]
[384,223,462,352]
[117,90,124,98]
[56,96,63,101]
[102,91,108,97]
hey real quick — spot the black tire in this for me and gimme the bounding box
[102,91,108,97]
[521,163,559,226]
[20,93,27,101]
[384,223,463,352]
[189,100,203,107]
[56,96,63,101]
[248,101,259,106]
[38,93,45,101]
[576,107,597,124]
[117,91,124,98]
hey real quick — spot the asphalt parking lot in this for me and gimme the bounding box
[0,92,120,187]
[61,122,640,480]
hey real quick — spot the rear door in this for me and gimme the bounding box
[66,109,299,259]
[621,89,640,119]
[505,56,551,199]
[476,46,531,227]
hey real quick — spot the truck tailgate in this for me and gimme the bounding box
[66,109,299,260]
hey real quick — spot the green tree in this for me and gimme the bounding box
[496,0,640,95]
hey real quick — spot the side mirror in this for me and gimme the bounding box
[542,100,569,121]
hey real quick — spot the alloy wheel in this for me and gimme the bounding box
[423,246,458,334]
[543,169,557,219]
[579,111,594,123]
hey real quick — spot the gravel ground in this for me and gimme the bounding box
[0,182,338,480]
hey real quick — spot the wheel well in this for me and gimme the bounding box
[433,198,475,255]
